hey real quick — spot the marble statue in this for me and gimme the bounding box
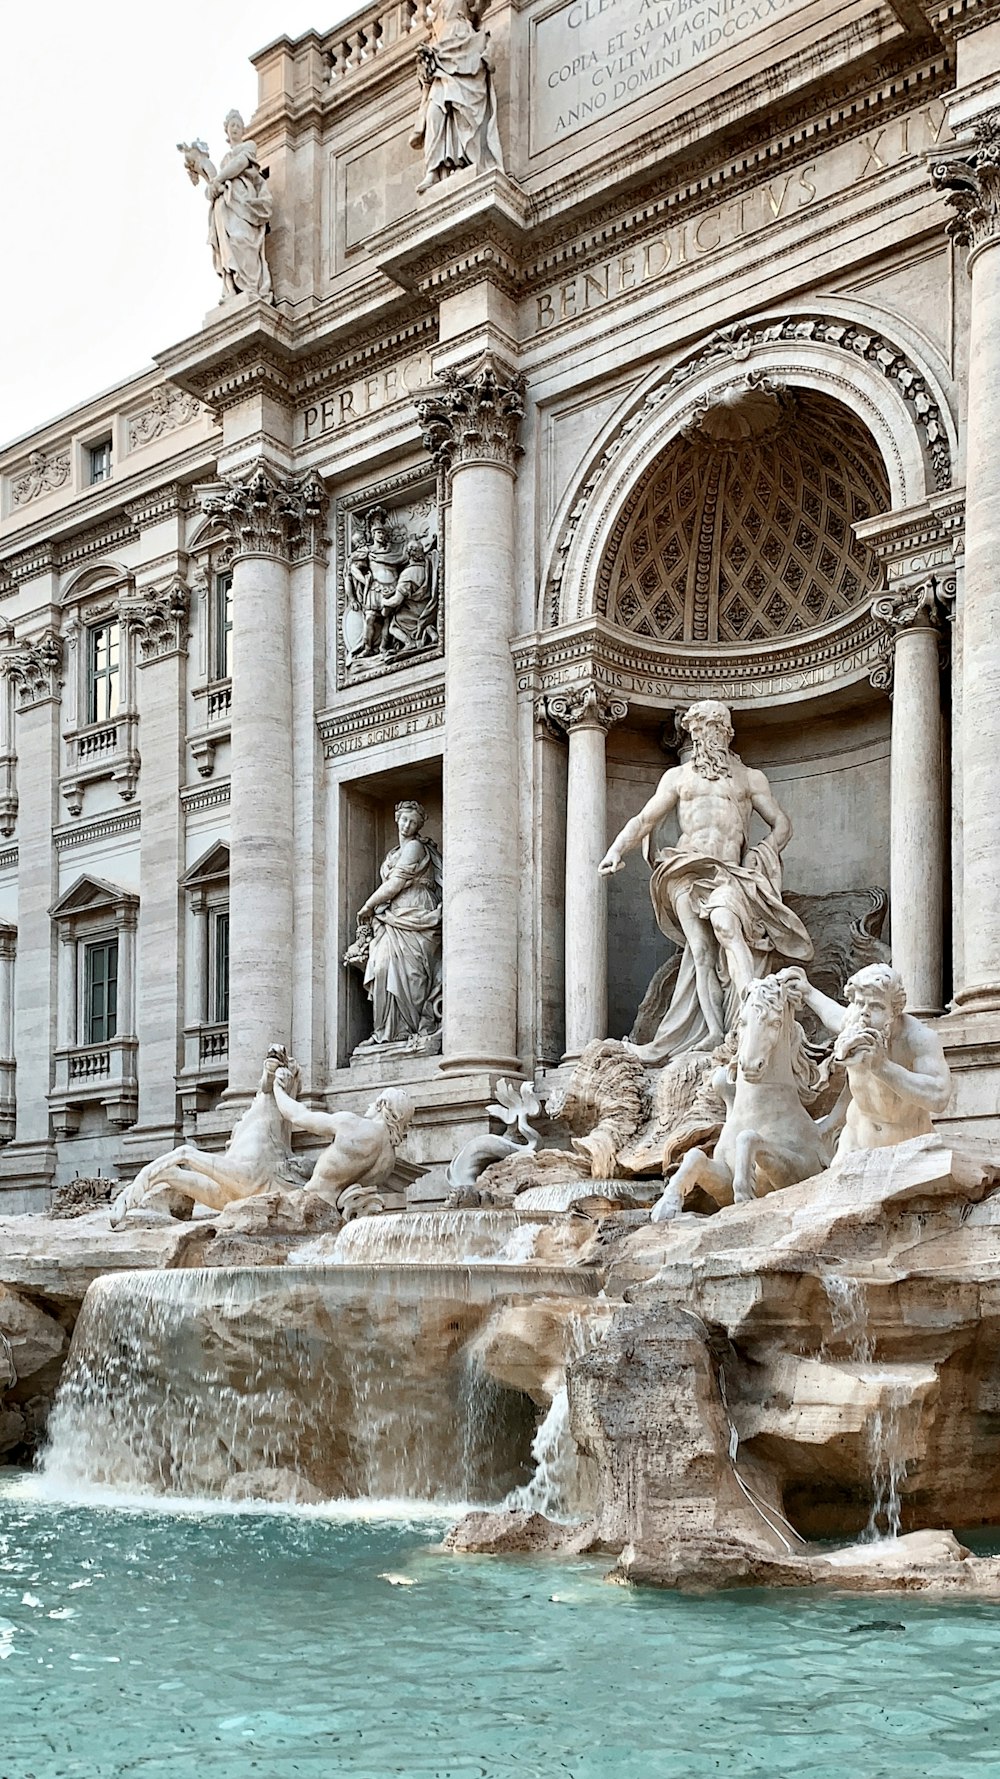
[344,801,443,1055]
[789,962,952,1160]
[111,1047,304,1223]
[343,508,439,669]
[650,970,840,1221]
[599,700,813,1064]
[179,111,273,301]
[409,0,503,195]
[271,1070,415,1218]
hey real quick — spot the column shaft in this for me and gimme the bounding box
[441,459,520,1070]
[890,625,944,1014]
[227,550,294,1091]
[132,647,185,1138]
[564,719,609,1054]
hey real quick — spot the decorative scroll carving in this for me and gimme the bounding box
[11,451,70,507]
[127,387,202,450]
[200,467,327,562]
[416,355,525,474]
[869,577,955,693]
[341,498,440,678]
[602,388,889,647]
[544,684,628,734]
[0,633,63,707]
[120,580,190,660]
[930,112,1000,259]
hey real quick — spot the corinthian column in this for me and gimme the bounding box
[932,117,1000,1010]
[200,466,326,1096]
[872,583,951,1016]
[546,685,628,1056]
[416,356,525,1072]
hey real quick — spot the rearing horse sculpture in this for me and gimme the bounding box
[110,1046,305,1225]
[650,970,845,1222]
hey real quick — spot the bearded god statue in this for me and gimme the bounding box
[599,699,813,1064]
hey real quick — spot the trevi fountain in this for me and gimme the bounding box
[4,0,1000,1773]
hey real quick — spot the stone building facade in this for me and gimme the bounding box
[1,0,998,1207]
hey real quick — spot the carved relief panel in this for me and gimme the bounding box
[334,469,442,690]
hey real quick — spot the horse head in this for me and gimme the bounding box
[736,972,803,1083]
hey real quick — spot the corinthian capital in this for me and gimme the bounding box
[200,466,328,562]
[930,112,1000,262]
[120,579,190,661]
[544,684,628,735]
[415,355,526,475]
[870,578,955,692]
[0,631,63,707]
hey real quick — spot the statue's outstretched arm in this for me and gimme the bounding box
[599,771,679,875]
[272,1076,338,1140]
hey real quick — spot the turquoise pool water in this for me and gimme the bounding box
[2,1475,1000,1779]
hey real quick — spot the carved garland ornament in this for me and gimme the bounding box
[0,632,64,706]
[201,467,328,561]
[547,316,953,626]
[416,355,526,475]
[11,451,71,508]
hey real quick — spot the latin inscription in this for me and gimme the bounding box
[300,350,433,445]
[532,0,810,153]
[531,105,950,332]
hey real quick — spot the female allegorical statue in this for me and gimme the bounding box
[179,111,272,301]
[345,801,443,1053]
[409,0,504,195]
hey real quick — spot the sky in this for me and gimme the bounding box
[2,2,346,449]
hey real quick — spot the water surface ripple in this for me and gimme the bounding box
[1,1476,999,1778]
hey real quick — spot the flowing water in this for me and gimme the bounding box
[40,1265,601,1506]
[292,1210,545,1266]
[2,1476,1000,1779]
[822,1274,914,1541]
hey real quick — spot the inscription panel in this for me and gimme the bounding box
[530,0,812,154]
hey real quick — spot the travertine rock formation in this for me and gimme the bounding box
[581,1137,1000,1554]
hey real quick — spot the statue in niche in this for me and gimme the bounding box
[343,507,439,670]
[344,800,443,1056]
[179,111,273,302]
[786,962,952,1161]
[599,700,813,1064]
[409,0,503,195]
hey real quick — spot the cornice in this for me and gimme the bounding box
[317,677,445,758]
[181,778,231,814]
[54,808,142,851]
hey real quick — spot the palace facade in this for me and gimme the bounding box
[2,0,998,1207]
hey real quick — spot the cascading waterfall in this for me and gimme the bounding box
[504,1315,602,1520]
[41,1263,600,1507]
[822,1272,908,1540]
[292,1210,542,1267]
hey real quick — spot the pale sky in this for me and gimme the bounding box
[2,2,347,450]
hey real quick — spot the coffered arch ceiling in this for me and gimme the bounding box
[598,386,891,647]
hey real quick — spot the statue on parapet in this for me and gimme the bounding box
[179,110,273,302]
[111,1046,304,1224]
[271,1070,415,1220]
[599,699,814,1063]
[409,0,504,195]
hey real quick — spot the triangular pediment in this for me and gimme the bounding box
[50,873,137,921]
[181,841,230,889]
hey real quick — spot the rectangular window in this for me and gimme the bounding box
[84,938,118,1044]
[87,620,120,724]
[210,907,230,1025]
[88,438,112,485]
[212,572,233,681]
